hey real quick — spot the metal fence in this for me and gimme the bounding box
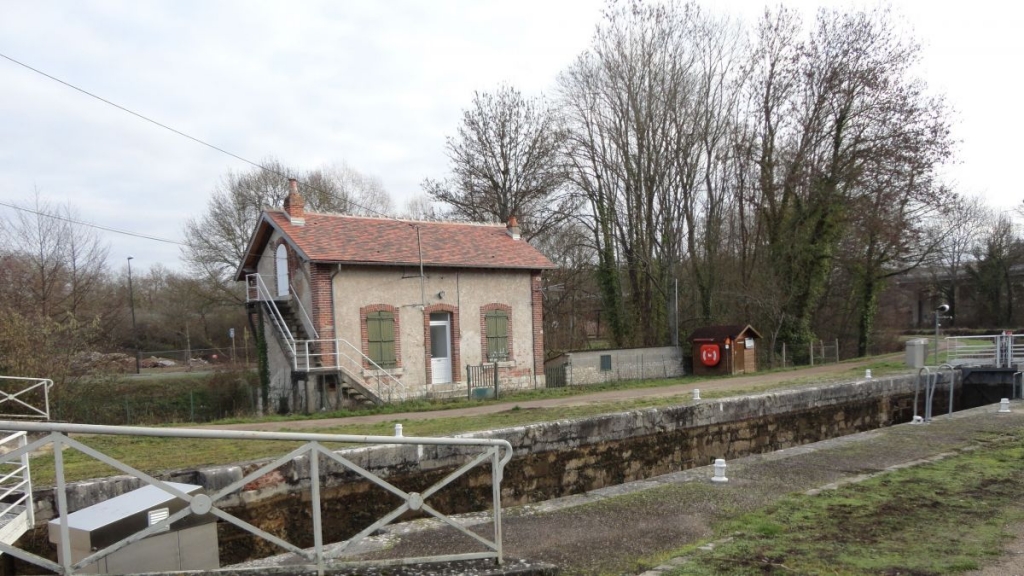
[0,421,514,575]
[0,376,53,420]
[466,363,500,399]
[945,333,1024,367]
[545,363,568,388]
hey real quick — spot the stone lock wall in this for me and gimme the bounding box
[19,374,951,566]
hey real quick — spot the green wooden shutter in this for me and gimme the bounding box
[485,309,508,360]
[380,313,395,366]
[366,311,395,367]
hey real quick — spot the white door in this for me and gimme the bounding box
[275,244,289,297]
[430,313,452,384]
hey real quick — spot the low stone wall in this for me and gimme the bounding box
[19,373,950,566]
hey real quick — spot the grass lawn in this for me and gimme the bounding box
[661,429,1024,575]
[28,356,908,486]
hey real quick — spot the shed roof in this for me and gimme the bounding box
[688,324,762,343]
[236,210,555,279]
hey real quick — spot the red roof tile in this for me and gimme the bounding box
[239,211,554,276]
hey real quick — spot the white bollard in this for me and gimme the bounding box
[395,423,404,437]
[999,398,1011,413]
[711,458,728,483]
[693,388,701,400]
[865,369,872,379]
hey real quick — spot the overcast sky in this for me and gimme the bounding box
[2,1,1022,272]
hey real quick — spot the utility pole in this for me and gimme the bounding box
[127,256,140,374]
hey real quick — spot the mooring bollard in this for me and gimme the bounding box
[999,398,1011,413]
[395,423,404,437]
[711,458,728,483]
[693,388,701,400]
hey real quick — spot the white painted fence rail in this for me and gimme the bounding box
[945,333,1024,368]
[0,421,513,575]
[0,376,53,420]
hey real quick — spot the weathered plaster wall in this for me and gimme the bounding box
[550,346,685,386]
[20,375,949,566]
[253,228,319,412]
[331,266,537,392]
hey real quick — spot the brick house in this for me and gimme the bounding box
[235,180,554,412]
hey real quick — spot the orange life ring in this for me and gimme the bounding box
[700,344,721,367]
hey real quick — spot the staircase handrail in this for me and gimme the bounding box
[296,338,408,402]
[246,274,296,357]
[336,338,408,402]
[0,431,33,528]
[288,281,319,340]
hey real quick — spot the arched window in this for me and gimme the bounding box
[275,244,289,297]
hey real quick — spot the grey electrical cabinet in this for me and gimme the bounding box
[48,482,219,574]
[906,338,929,368]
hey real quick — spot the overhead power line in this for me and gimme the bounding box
[0,51,392,219]
[0,199,185,245]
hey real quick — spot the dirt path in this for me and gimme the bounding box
[202,357,889,432]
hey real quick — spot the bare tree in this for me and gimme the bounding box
[743,6,954,360]
[401,194,447,221]
[183,158,393,297]
[928,193,990,325]
[967,216,1022,326]
[423,84,571,241]
[559,1,746,345]
[0,192,111,381]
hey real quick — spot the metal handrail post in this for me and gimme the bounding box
[310,444,324,571]
[939,363,957,417]
[926,371,937,422]
[491,446,503,565]
[19,432,32,526]
[914,367,930,422]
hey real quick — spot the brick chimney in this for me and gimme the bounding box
[506,216,521,240]
[283,178,305,226]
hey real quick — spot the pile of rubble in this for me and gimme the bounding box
[70,352,212,374]
[70,352,136,375]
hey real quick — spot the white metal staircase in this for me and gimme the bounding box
[0,376,52,553]
[245,274,407,404]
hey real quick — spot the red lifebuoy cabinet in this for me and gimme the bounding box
[699,344,721,367]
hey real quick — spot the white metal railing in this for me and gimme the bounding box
[0,431,34,540]
[297,339,408,402]
[0,376,53,420]
[945,334,1024,367]
[913,364,957,423]
[0,421,513,574]
[289,281,319,340]
[246,273,297,354]
[247,273,406,403]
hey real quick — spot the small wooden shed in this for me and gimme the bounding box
[688,324,762,376]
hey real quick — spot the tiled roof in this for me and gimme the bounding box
[688,324,762,342]
[240,210,555,274]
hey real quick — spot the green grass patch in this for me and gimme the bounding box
[665,431,1024,576]
[28,355,911,486]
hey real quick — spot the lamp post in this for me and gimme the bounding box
[127,256,140,374]
[934,303,950,365]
